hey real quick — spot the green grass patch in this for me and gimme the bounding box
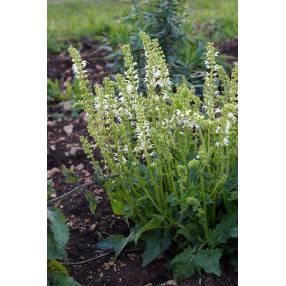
[48,0,237,51]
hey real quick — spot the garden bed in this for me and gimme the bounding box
[47,39,238,286]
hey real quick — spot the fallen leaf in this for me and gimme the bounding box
[90,224,96,231]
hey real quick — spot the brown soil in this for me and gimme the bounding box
[47,38,238,286]
[215,39,238,61]
[48,38,112,88]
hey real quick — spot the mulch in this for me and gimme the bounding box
[47,38,238,286]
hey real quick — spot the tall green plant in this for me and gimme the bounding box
[69,32,237,279]
[126,0,204,85]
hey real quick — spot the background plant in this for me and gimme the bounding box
[125,0,205,85]
[69,32,237,280]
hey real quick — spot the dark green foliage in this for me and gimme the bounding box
[142,230,172,266]
[126,0,204,85]
[96,230,136,257]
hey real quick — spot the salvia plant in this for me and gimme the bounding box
[68,32,238,280]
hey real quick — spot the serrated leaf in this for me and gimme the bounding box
[142,231,171,266]
[194,249,222,276]
[171,247,196,280]
[96,230,136,257]
[171,246,195,264]
[172,261,196,281]
[48,208,69,257]
[208,213,237,246]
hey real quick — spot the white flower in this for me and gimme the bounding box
[215,51,220,57]
[225,121,231,134]
[127,84,133,94]
[216,126,221,133]
[223,138,230,146]
[214,108,221,113]
[72,64,78,75]
[215,142,220,146]
[228,112,234,119]
[202,105,207,112]
[153,69,161,78]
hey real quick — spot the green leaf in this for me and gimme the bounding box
[61,165,78,185]
[171,247,197,280]
[48,231,65,259]
[142,231,171,266]
[230,225,238,238]
[194,249,222,276]
[134,217,164,243]
[84,191,97,215]
[48,273,81,286]
[47,179,56,197]
[96,230,136,257]
[208,213,237,247]
[48,208,69,257]
[48,259,68,275]
[110,199,124,215]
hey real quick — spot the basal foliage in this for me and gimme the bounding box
[69,32,238,279]
[47,180,80,286]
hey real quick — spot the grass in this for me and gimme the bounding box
[48,0,130,43]
[185,0,238,42]
[48,0,237,51]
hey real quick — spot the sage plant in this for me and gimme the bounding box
[69,32,238,278]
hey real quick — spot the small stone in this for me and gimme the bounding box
[69,146,82,156]
[47,121,56,127]
[89,224,96,231]
[166,281,177,286]
[99,273,104,278]
[56,136,66,142]
[64,124,74,135]
[63,100,73,111]
[50,194,57,198]
[75,163,84,171]
[47,167,60,179]
[50,145,56,151]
